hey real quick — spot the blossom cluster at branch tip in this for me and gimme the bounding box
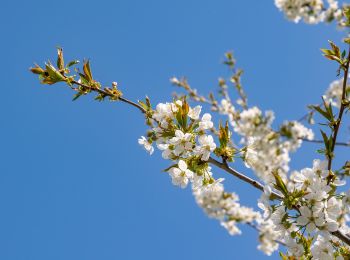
[257,158,350,258]
[217,100,314,184]
[137,99,264,239]
[275,0,342,24]
[138,99,218,188]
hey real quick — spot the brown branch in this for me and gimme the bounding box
[328,45,350,171]
[208,157,283,200]
[332,230,350,245]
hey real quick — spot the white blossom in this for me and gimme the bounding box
[138,136,154,155]
[221,220,241,235]
[281,121,314,151]
[285,236,304,257]
[198,113,214,130]
[325,197,342,221]
[194,135,216,161]
[275,0,342,24]
[168,160,194,188]
[257,185,273,219]
[311,235,335,260]
[256,218,279,256]
[152,102,174,128]
[297,206,325,233]
[324,78,350,108]
[169,130,193,156]
[188,105,202,120]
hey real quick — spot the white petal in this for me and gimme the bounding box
[325,221,338,232]
[306,222,316,233]
[178,160,187,171]
[297,216,309,226]
[202,113,211,121]
[299,206,311,218]
[175,130,184,138]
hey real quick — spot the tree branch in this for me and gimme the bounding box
[208,157,283,199]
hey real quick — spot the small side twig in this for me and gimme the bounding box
[71,80,146,114]
[301,138,350,147]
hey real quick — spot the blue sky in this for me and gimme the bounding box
[1,0,349,259]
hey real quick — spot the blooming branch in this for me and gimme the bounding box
[29,3,350,258]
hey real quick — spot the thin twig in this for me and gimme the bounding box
[297,106,317,123]
[297,111,311,123]
[71,80,146,114]
[301,138,350,147]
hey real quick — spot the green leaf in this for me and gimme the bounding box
[322,97,334,122]
[56,47,65,70]
[67,60,80,67]
[320,130,329,149]
[83,60,93,82]
[311,105,332,122]
[146,96,151,108]
[162,164,178,172]
[78,73,89,85]
[342,50,347,58]
[72,92,83,101]
[329,41,341,57]
[272,170,288,197]
[321,48,333,56]
[29,64,45,75]
[45,62,66,83]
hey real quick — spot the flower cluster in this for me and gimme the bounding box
[193,176,261,236]
[138,99,220,188]
[274,0,342,24]
[324,78,350,108]
[256,218,280,256]
[138,99,265,243]
[280,120,315,150]
[217,101,314,183]
[258,159,350,258]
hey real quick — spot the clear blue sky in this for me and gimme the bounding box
[1,0,349,259]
